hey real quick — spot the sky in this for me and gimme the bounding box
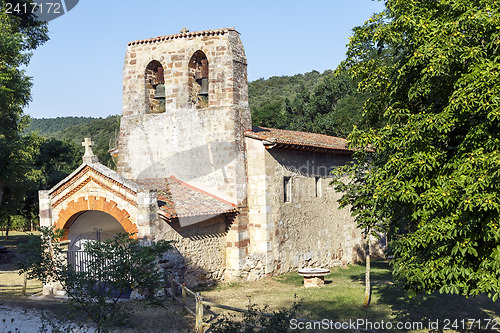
[24,0,386,119]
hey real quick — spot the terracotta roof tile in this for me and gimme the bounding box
[244,126,351,153]
[128,28,237,46]
[136,177,238,219]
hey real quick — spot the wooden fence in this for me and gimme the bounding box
[165,276,379,333]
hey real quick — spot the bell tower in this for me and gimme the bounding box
[116,28,251,206]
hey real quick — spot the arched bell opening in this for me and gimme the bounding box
[188,50,209,108]
[145,60,165,113]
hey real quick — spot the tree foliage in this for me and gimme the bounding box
[336,0,500,299]
[0,0,48,234]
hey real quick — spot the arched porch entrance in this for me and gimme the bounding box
[53,196,139,241]
[66,211,126,251]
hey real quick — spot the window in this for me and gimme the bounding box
[315,177,322,197]
[284,177,291,203]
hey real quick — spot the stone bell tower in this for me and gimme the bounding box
[116,28,251,206]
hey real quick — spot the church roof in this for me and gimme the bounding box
[136,177,238,220]
[49,161,144,196]
[128,28,237,46]
[244,126,352,153]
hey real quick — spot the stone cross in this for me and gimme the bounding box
[82,137,99,164]
[180,27,189,33]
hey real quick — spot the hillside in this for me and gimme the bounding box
[50,116,121,168]
[248,70,331,112]
[26,116,96,136]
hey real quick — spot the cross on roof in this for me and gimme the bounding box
[82,137,94,156]
[180,27,189,33]
[81,137,98,163]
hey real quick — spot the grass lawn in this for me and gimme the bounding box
[199,260,500,332]
[0,231,43,297]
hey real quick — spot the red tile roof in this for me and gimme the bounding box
[244,126,351,153]
[128,28,237,46]
[136,177,238,220]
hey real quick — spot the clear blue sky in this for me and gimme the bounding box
[24,0,385,119]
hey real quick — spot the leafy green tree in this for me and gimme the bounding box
[337,0,500,299]
[19,228,171,333]
[0,0,48,236]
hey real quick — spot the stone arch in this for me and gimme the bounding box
[54,196,138,239]
[188,50,209,108]
[145,60,165,113]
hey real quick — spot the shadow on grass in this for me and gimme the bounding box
[0,232,35,272]
[350,260,500,332]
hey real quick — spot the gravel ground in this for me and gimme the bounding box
[1,305,44,332]
[0,303,92,333]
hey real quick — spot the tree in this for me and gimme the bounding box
[332,155,385,307]
[337,0,500,299]
[0,0,49,236]
[19,228,171,333]
[0,133,43,237]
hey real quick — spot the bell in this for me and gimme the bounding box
[198,78,209,96]
[153,83,165,100]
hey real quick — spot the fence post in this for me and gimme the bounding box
[182,283,187,314]
[22,272,27,296]
[170,276,175,304]
[195,292,204,333]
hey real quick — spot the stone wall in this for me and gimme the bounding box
[155,215,229,287]
[245,137,365,278]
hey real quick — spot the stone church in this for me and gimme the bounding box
[39,28,365,286]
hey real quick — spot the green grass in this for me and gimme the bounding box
[0,231,43,297]
[200,261,500,332]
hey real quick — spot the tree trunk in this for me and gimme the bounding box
[0,183,3,208]
[363,233,371,307]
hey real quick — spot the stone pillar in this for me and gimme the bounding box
[38,190,52,228]
[136,189,158,242]
[225,205,249,281]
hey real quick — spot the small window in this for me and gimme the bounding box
[315,177,322,198]
[284,177,291,203]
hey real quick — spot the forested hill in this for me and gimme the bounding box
[26,116,121,169]
[26,116,96,136]
[249,70,331,112]
[249,69,367,137]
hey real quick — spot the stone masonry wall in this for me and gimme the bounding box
[155,215,228,287]
[245,137,365,278]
